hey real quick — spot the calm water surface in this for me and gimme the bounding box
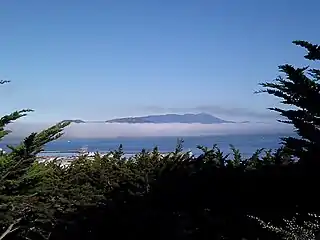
[1,133,293,157]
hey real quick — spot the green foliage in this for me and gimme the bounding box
[0,81,70,239]
[0,110,33,140]
[248,213,320,240]
[0,145,292,239]
[257,41,320,162]
[111,144,124,160]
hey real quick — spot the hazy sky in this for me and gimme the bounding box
[0,0,319,123]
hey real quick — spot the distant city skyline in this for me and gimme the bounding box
[0,0,319,123]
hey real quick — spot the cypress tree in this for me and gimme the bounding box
[0,80,70,239]
[258,41,320,164]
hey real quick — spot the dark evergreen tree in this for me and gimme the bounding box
[0,80,70,239]
[258,41,320,164]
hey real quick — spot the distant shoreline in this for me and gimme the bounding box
[3,133,296,160]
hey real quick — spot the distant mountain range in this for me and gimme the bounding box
[64,113,239,124]
[105,113,235,124]
[63,119,104,124]
[63,119,86,124]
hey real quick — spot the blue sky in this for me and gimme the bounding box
[0,0,319,123]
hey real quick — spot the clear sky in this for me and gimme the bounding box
[0,0,319,123]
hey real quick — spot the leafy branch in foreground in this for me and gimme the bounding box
[257,40,320,162]
[3,121,71,181]
[0,79,34,141]
[0,110,34,140]
[0,80,70,239]
[0,80,10,85]
[0,217,21,240]
[248,213,320,240]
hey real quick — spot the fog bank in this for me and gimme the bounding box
[5,122,293,139]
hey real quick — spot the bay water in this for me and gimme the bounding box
[0,133,292,158]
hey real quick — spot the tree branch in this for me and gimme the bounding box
[0,218,21,240]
